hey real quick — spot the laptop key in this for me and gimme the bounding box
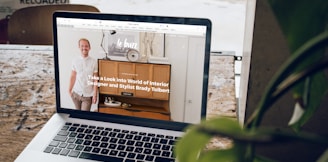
[52,148,61,154]
[69,127,78,132]
[75,145,84,151]
[148,133,155,137]
[83,146,92,152]
[85,129,93,134]
[134,135,142,140]
[93,135,101,141]
[126,140,135,146]
[69,132,77,138]
[131,131,138,134]
[92,130,101,135]
[118,151,127,157]
[110,138,118,143]
[59,142,67,148]
[169,139,176,145]
[97,126,104,130]
[60,149,70,156]
[126,134,133,139]
[49,141,60,147]
[145,155,155,161]
[122,130,129,133]
[117,133,125,138]
[80,152,124,162]
[135,147,143,153]
[144,143,152,148]
[100,142,109,148]
[75,139,84,144]
[83,140,92,146]
[136,154,145,160]
[67,143,76,149]
[127,152,136,158]
[118,139,126,144]
[105,128,112,131]
[162,151,171,157]
[144,148,152,154]
[91,141,100,147]
[77,133,85,138]
[153,150,161,156]
[65,122,72,126]
[101,149,110,155]
[151,138,159,143]
[68,150,80,157]
[77,128,85,133]
[85,134,93,140]
[57,130,69,136]
[142,136,151,142]
[162,145,171,150]
[101,137,110,142]
[92,148,101,153]
[155,157,175,162]
[109,150,118,156]
[117,145,125,150]
[109,144,117,149]
[100,131,109,136]
[160,139,168,144]
[44,146,54,153]
[53,135,67,142]
[109,132,117,137]
[126,146,134,152]
[135,141,143,147]
[157,134,165,138]
[113,129,121,132]
[62,125,69,130]
[67,138,75,143]
[153,144,161,149]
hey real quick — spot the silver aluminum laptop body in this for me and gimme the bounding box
[15,11,211,162]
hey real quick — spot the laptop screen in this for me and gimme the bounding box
[53,12,211,128]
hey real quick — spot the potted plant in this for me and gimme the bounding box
[175,0,328,161]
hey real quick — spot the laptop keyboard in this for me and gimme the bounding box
[43,122,177,162]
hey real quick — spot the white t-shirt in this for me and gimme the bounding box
[72,56,98,97]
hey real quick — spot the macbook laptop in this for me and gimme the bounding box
[15,11,211,162]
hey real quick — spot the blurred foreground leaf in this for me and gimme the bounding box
[267,0,328,131]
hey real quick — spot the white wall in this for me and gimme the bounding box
[165,35,206,123]
[70,0,247,56]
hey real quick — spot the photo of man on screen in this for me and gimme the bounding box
[68,38,98,111]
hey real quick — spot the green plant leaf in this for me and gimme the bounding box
[202,117,242,134]
[198,148,243,162]
[317,148,328,162]
[254,155,277,162]
[197,140,275,162]
[267,0,328,131]
[175,125,212,162]
[175,117,243,162]
[290,72,328,130]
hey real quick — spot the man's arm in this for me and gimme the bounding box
[92,72,98,104]
[68,70,77,96]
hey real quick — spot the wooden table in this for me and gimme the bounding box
[0,45,55,162]
[0,45,236,161]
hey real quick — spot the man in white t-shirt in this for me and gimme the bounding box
[68,38,98,111]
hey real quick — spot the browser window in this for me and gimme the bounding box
[56,17,208,124]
